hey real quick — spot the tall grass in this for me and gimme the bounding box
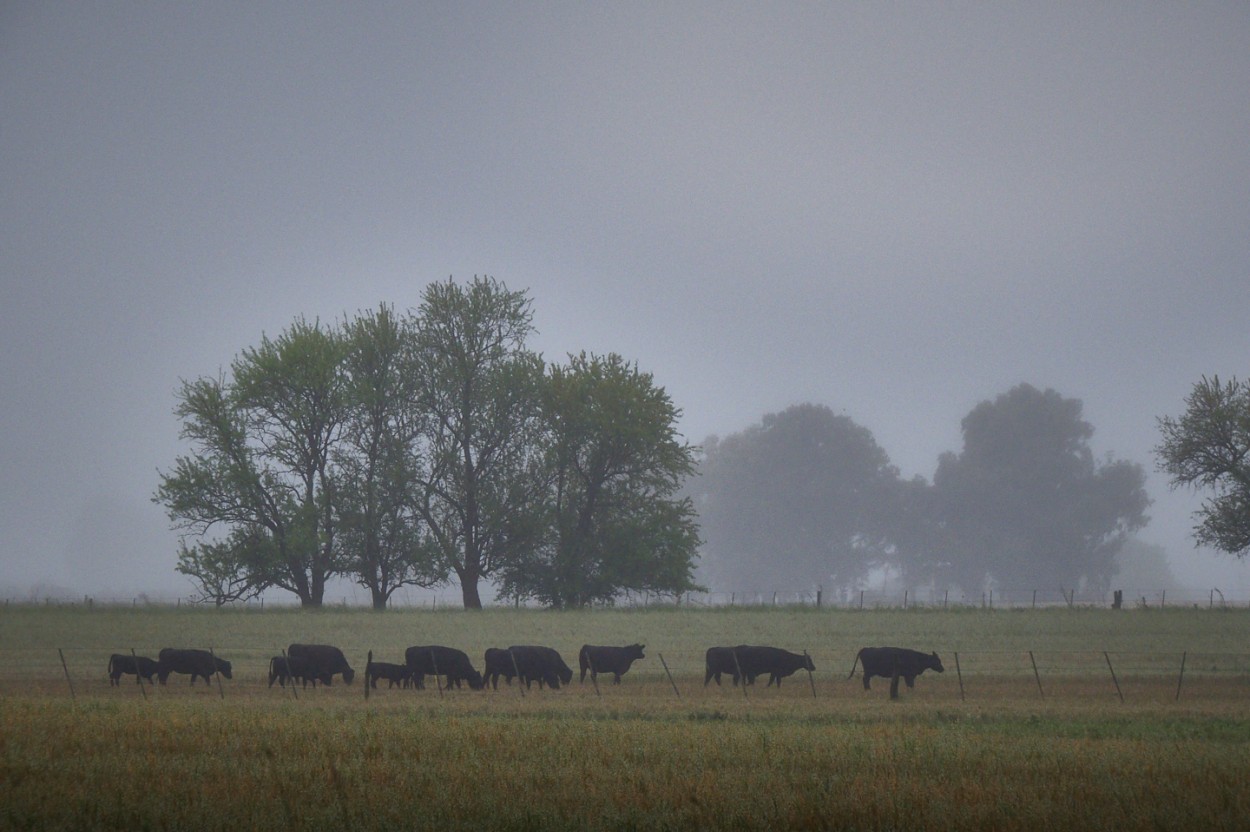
[2,606,1249,829]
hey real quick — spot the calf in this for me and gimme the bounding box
[107,653,159,686]
[849,646,944,698]
[366,661,412,689]
[579,644,645,685]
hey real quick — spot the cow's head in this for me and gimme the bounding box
[629,644,646,660]
[342,667,356,685]
[803,653,816,672]
[467,669,485,690]
[928,652,944,673]
[218,660,233,679]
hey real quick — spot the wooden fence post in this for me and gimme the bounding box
[731,648,748,699]
[658,653,681,698]
[508,649,526,698]
[804,650,817,699]
[1029,651,1044,698]
[1104,651,1124,703]
[1175,651,1187,701]
[131,648,148,701]
[954,651,965,701]
[58,648,76,702]
[210,647,225,700]
[364,650,372,701]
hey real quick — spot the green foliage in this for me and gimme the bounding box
[934,384,1149,593]
[1157,374,1250,557]
[497,353,702,607]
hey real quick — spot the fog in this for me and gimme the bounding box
[2,3,1248,602]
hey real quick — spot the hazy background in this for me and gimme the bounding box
[2,3,1247,602]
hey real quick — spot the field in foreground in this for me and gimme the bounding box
[2,606,1248,830]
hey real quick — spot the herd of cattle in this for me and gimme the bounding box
[106,644,944,698]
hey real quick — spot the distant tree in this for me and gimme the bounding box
[691,404,900,594]
[1112,538,1184,593]
[336,305,444,610]
[409,277,547,609]
[155,319,349,607]
[934,384,1150,594]
[496,352,702,607]
[1156,375,1250,558]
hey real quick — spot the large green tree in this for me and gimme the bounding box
[496,352,702,608]
[934,384,1150,594]
[1156,375,1250,557]
[691,403,900,593]
[155,319,349,607]
[410,277,547,609]
[336,305,444,609]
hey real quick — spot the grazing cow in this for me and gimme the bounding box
[848,647,944,696]
[287,643,355,686]
[507,646,574,690]
[734,645,815,687]
[483,647,517,690]
[366,660,412,690]
[157,648,232,686]
[704,646,743,687]
[268,655,329,689]
[404,645,484,691]
[107,654,159,686]
[579,644,645,685]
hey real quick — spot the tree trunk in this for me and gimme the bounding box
[371,587,388,611]
[460,574,484,610]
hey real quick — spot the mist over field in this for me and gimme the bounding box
[2,4,1248,603]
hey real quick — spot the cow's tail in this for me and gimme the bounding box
[847,648,864,679]
[107,653,115,682]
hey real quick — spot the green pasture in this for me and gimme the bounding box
[2,605,1249,829]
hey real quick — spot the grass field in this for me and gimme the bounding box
[2,605,1249,830]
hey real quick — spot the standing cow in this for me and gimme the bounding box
[849,647,944,698]
[405,645,484,691]
[579,644,645,685]
[268,655,329,689]
[365,652,413,690]
[704,646,744,686]
[734,645,815,687]
[287,643,355,686]
[157,648,232,686]
[483,647,517,690]
[507,646,573,690]
[107,654,159,686]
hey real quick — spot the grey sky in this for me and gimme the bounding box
[2,3,1247,600]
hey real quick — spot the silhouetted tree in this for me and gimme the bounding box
[934,384,1149,594]
[692,404,900,593]
[1156,375,1250,559]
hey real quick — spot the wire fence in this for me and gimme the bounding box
[6,646,1249,704]
[4,586,1246,610]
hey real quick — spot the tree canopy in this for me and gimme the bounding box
[1156,374,1250,558]
[156,278,700,609]
[691,404,901,593]
[933,384,1149,593]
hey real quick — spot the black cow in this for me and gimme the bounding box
[107,654,159,686]
[734,645,815,687]
[483,647,517,690]
[405,645,484,691]
[849,647,944,696]
[268,655,329,688]
[704,646,743,686]
[579,644,645,685]
[507,645,574,690]
[366,661,412,690]
[288,643,355,686]
[157,648,232,686]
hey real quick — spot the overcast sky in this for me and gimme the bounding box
[2,3,1247,601]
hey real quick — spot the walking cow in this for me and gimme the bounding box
[849,646,944,699]
[157,648,232,686]
[735,645,815,687]
[579,644,645,685]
